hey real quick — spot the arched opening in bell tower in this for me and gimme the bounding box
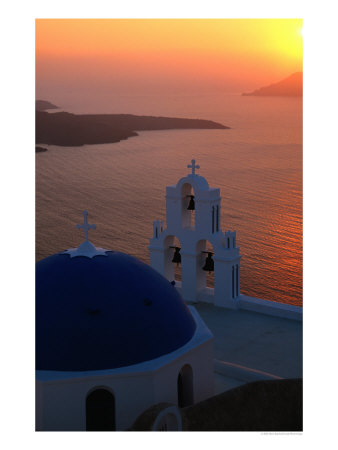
[196,239,215,293]
[181,183,195,230]
[163,235,182,284]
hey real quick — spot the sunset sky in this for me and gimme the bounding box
[36,19,302,102]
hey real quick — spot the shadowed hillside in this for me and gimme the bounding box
[131,379,302,431]
[36,100,59,111]
[36,111,229,146]
[182,378,302,431]
[243,72,303,97]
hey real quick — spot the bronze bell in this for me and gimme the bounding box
[187,195,195,210]
[202,251,214,273]
[170,246,181,265]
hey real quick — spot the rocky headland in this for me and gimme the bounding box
[35,146,48,153]
[36,100,59,111]
[36,110,230,147]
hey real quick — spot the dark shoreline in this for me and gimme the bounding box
[36,110,229,147]
[35,146,48,153]
[36,100,59,111]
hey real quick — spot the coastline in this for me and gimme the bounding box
[36,111,229,147]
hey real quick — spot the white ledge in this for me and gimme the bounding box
[63,240,110,258]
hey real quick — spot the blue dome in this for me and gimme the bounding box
[36,251,196,372]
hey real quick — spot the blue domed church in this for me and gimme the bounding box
[36,211,214,431]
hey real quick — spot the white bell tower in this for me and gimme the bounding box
[149,160,241,309]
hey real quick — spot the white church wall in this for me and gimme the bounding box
[197,287,214,303]
[214,256,241,309]
[239,295,303,321]
[152,337,214,406]
[36,371,156,431]
[35,380,44,431]
[36,306,214,431]
[195,191,221,235]
[190,339,215,403]
[112,374,156,430]
[181,252,199,302]
[36,378,87,431]
[149,247,166,277]
[166,187,180,230]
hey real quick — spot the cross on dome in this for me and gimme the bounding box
[187,159,200,175]
[76,210,96,242]
[64,210,109,258]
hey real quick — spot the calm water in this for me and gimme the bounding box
[36,94,302,306]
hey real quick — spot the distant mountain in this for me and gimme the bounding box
[242,72,303,97]
[36,100,59,111]
[35,146,48,153]
[36,111,229,147]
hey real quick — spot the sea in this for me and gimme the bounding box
[36,93,302,306]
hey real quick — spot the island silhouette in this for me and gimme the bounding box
[36,100,59,111]
[242,72,302,97]
[36,108,229,147]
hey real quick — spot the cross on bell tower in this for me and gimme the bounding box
[76,210,96,242]
[187,159,200,176]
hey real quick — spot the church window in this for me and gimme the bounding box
[177,364,194,408]
[236,264,239,297]
[86,388,115,431]
[232,266,235,298]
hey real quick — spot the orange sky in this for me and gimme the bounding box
[36,19,302,98]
